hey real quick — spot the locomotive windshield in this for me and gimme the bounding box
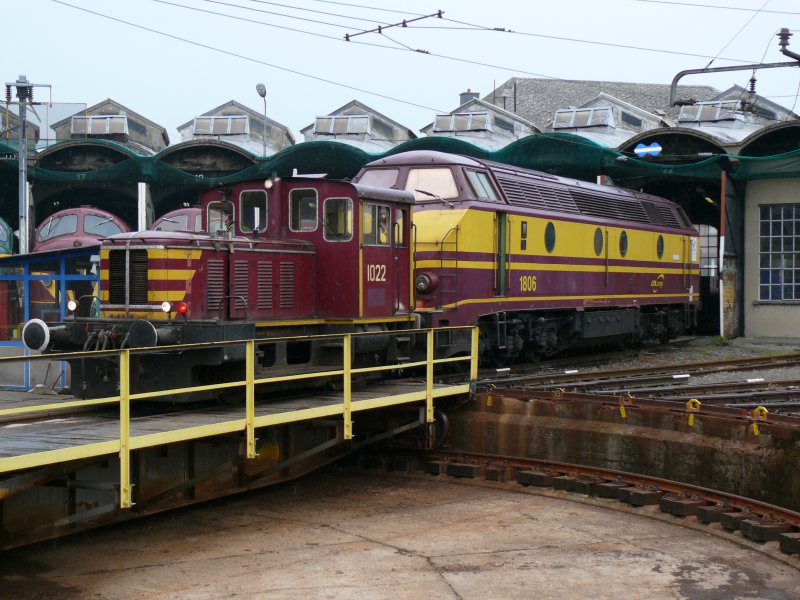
[405,168,458,202]
[240,190,267,233]
[37,214,78,242]
[289,189,318,232]
[208,202,233,233]
[357,168,398,189]
[85,215,125,237]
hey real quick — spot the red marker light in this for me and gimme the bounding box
[176,302,188,315]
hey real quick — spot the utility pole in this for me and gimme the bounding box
[4,75,49,254]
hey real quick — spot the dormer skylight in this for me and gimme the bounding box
[553,107,614,129]
[434,112,491,132]
[314,115,370,135]
[193,115,249,135]
[678,101,739,123]
[71,114,128,135]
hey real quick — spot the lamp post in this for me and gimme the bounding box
[256,83,267,157]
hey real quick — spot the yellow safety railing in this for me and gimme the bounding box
[0,326,479,508]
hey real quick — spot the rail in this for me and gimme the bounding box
[0,326,479,508]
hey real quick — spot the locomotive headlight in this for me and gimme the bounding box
[161,301,172,313]
[66,299,78,313]
[414,272,436,293]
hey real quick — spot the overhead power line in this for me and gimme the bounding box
[51,0,447,113]
[632,0,800,16]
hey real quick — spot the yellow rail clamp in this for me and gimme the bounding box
[686,398,701,427]
[486,384,495,407]
[554,387,565,398]
[751,406,769,437]
[618,393,634,420]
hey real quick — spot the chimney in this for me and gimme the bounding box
[459,89,480,106]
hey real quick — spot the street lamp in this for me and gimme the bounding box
[256,83,267,157]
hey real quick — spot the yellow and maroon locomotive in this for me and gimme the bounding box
[354,150,701,364]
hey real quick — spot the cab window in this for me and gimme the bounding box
[240,190,267,233]
[394,208,407,247]
[208,202,234,234]
[323,197,353,242]
[85,215,125,237]
[290,189,318,232]
[37,214,78,242]
[465,170,500,202]
[358,168,399,189]
[405,168,458,202]
[362,203,391,246]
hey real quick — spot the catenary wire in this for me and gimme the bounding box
[51,0,448,113]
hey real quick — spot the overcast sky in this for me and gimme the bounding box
[7,0,800,143]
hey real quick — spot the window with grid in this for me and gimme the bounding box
[759,205,800,301]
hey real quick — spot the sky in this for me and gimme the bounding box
[6,0,800,143]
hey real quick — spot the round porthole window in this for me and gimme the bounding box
[657,234,664,259]
[544,222,556,253]
[619,230,628,257]
[593,227,603,256]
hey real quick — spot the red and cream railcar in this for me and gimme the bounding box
[355,151,700,363]
[23,177,415,398]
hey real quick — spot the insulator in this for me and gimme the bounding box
[28,87,33,102]
[4,86,10,104]
[749,77,757,94]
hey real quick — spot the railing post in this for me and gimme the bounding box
[245,340,256,459]
[470,326,479,382]
[119,349,132,509]
[426,329,434,423]
[343,334,353,439]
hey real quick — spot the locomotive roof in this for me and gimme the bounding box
[363,150,691,229]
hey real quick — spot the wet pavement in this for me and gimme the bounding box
[1,468,798,599]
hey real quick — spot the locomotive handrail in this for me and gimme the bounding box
[0,326,479,509]
[216,294,248,319]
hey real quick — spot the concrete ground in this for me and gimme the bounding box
[1,468,798,600]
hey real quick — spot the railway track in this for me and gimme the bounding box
[360,449,800,560]
[475,350,800,414]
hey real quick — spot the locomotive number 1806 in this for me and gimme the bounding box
[519,274,537,292]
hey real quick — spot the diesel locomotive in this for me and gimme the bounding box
[22,150,700,397]
[354,150,700,364]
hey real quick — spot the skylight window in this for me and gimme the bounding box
[434,112,492,132]
[678,101,739,123]
[553,107,613,129]
[71,115,128,135]
[193,115,249,135]
[314,115,370,135]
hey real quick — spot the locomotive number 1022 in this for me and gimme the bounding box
[366,264,387,282]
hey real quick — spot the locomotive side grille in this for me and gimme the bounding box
[279,262,294,309]
[108,250,127,305]
[571,191,650,224]
[258,262,273,310]
[495,174,580,214]
[108,250,148,305]
[206,260,225,313]
[655,205,681,227]
[233,261,249,300]
[128,250,149,304]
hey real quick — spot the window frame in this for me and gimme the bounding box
[323,197,353,242]
[239,189,268,233]
[289,188,319,233]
